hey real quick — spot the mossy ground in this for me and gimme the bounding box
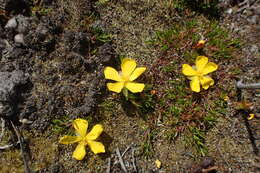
[1,0,259,172]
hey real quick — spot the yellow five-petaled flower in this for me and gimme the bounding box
[104,58,146,93]
[59,118,105,160]
[182,56,218,92]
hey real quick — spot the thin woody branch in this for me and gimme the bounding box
[236,80,260,89]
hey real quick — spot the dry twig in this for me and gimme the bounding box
[122,144,132,157]
[116,147,128,173]
[0,143,14,149]
[11,122,31,173]
[236,80,260,89]
[106,157,111,173]
[131,148,137,172]
[202,166,218,172]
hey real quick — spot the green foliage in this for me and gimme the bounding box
[92,27,112,43]
[187,127,207,156]
[140,129,156,159]
[51,117,71,134]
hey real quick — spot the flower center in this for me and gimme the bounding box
[119,71,130,82]
[196,70,203,76]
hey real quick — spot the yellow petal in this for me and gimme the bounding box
[248,113,254,120]
[125,82,145,93]
[182,64,197,76]
[195,56,208,72]
[121,58,136,77]
[200,76,214,90]
[86,124,103,141]
[129,67,146,81]
[198,40,206,45]
[107,82,124,93]
[190,76,200,92]
[202,62,218,75]
[104,67,122,82]
[88,141,105,154]
[73,119,88,137]
[59,135,81,144]
[72,142,86,160]
[155,159,162,168]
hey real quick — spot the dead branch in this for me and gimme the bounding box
[106,157,111,173]
[122,144,132,157]
[236,80,260,89]
[0,143,14,149]
[11,122,31,173]
[116,147,128,173]
[131,148,137,172]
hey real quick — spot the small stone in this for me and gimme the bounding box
[14,34,25,45]
[226,8,233,14]
[250,45,258,54]
[15,15,30,34]
[247,15,258,24]
[5,17,17,29]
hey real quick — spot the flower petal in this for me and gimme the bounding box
[86,124,103,141]
[202,62,218,75]
[195,56,208,72]
[73,119,88,137]
[129,67,146,81]
[59,135,81,144]
[125,82,145,93]
[190,76,200,92]
[72,142,86,160]
[182,64,197,76]
[88,141,105,154]
[107,82,124,93]
[121,58,136,77]
[200,76,214,90]
[104,67,122,82]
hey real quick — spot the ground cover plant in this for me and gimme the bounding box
[0,0,259,172]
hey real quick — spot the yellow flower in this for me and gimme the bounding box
[193,40,206,49]
[104,58,146,93]
[182,56,218,92]
[155,159,162,168]
[248,113,254,120]
[59,119,105,160]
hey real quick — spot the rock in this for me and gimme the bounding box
[14,34,25,45]
[15,15,30,34]
[247,15,259,24]
[5,17,17,29]
[4,15,30,34]
[250,45,259,54]
[0,71,28,118]
[226,8,233,14]
[0,71,28,101]
[63,31,91,55]
[96,43,115,65]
